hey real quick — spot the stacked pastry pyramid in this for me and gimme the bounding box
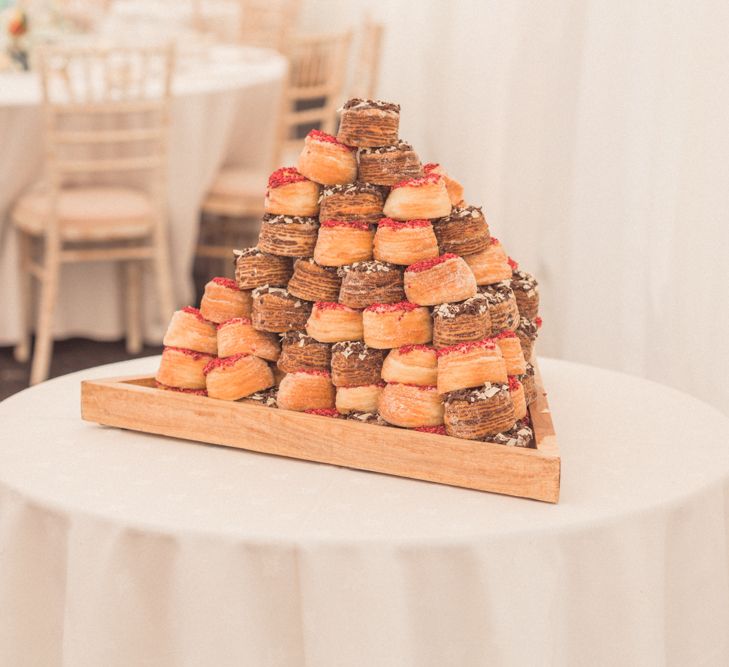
[157,98,542,447]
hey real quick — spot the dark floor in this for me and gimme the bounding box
[0,338,164,402]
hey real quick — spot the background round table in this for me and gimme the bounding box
[1,357,729,666]
[0,45,287,346]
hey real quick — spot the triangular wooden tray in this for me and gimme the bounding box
[81,362,559,502]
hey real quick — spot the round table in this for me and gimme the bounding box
[1,357,728,666]
[0,45,287,346]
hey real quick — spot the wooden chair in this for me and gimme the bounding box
[196,30,352,275]
[190,0,299,52]
[350,17,384,100]
[11,44,175,385]
[239,0,301,54]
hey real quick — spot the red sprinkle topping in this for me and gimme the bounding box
[508,376,522,392]
[391,172,442,190]
[377,217,431,230]
[163,346,214,360]
[397,344,434,355]
[507,257,519,271]
[210,277,239,291]
[435,338,496,358]
[535,316,543,328]
[365,301,422,313]
[314,301,358,312]
[268,167,308,189]
[203,353,249,375]
[293,368,331,378]
[304,408,341,417]
[422,163,440,173]
[414,425,447,434]
[388,382,438,392]
[405,253,459,273]
[490,237,500,246]
[308,129,356,151]
[181,306,212,324]
[320,219,372,231]
[216,317,252,329]
[495,330,517,340]
[156,382,208,396]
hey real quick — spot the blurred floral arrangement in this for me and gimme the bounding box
[1,0,93,71]
[7,7,27,36]
[1,2,30,70]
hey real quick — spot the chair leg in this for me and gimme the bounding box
[152,224,175,327]
[124,260,143,354]
[219,218,232,278]
[30,236,61,385]
[206,213,223,279]
[14,230,33,363]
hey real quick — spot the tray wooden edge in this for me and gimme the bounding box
[80,361,560,503]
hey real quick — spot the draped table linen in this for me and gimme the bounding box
[1,357,729,665]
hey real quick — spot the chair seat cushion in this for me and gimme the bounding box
[13,184,154,241]
[202,167,267,217]
[207,167,266,199]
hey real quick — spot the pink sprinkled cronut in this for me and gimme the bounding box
[364,301,421,314]
[216,317,252,330]
[413,425,447,435]
[156,381,208,396]
[203,353,249,375]
[507,257,519,271]
[397,344,434,355]
[291,368,331,378]
[211,276,239,291]
[308,129,356,151]
[181,306,211,323]
[268,167,308,189]
[163,346,215,361]
[405,253,459,274]
[377,217,431,230]
[435,338,497,358]
[508,376,522,392]
[303,408,341,417]
[319,219,371,231]
[313,301,357,312]
[391,172,442,190]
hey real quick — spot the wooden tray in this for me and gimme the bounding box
[81,364,560,502]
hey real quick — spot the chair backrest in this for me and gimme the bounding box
[274,30,352,164]
[350,17,384,100]
[38,43,174,203]
[239,0,301,54]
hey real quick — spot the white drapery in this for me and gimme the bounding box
[304,0,729,415]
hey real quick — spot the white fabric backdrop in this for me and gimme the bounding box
[303,0,729,415]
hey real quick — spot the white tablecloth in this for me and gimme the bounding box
[1,357,729,665]
[0,45,286,346]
